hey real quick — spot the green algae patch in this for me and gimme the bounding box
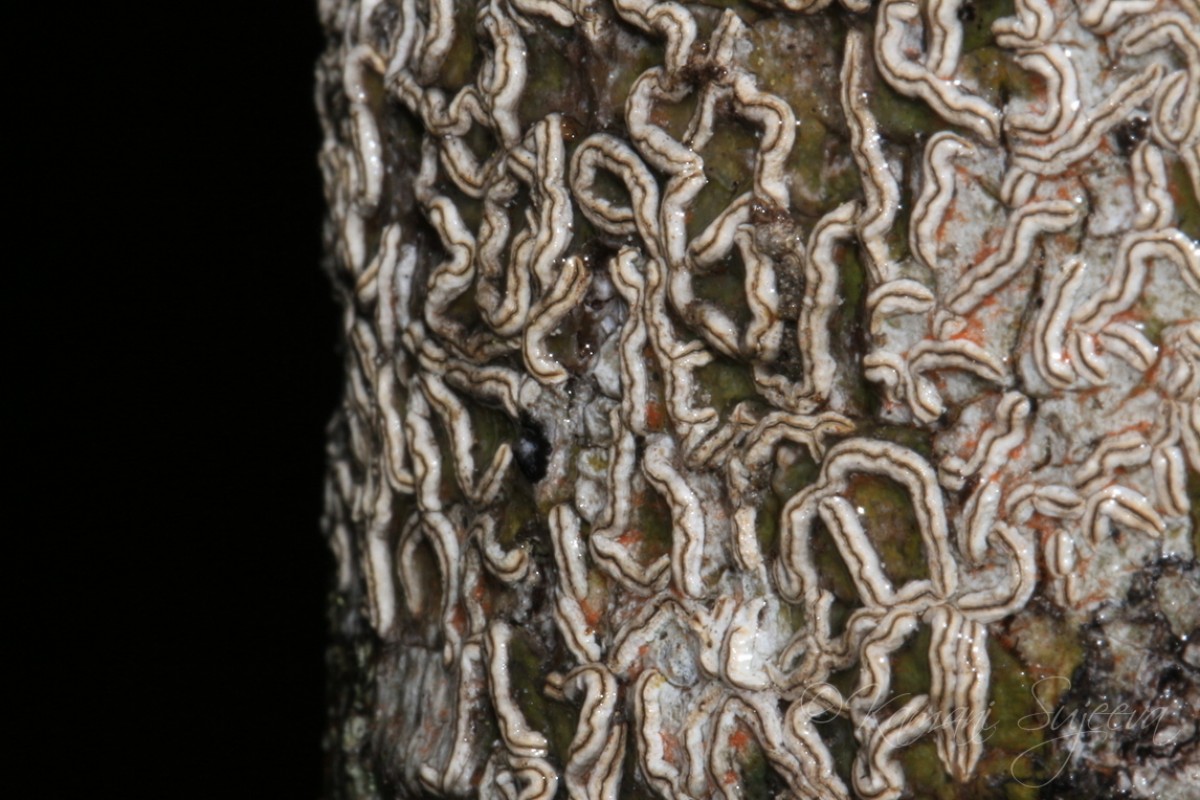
[507,629,580,769]
[590,35,663,132]
[584,448,609,475]
[771,450,821,500]
[960,0,1016,53]
[891,631,1053,800]
[977,637,1050,799]
[756,488,782,561]
[695,355,757,416]
[746,14,846,133]
[743,13,857,218]
[649,90,700,145]
[1189,468,1199,556]
[901,636,1047,799]
[869,77,942,142]
[808,517,864,637]
[887,160,915,263]
[621,730,661,800]
[899,738,957,800]
[837,240,866,311]
[692,253,752,330]
[845,474,930,585]
[901,740,1041,800]
[517,21,585,131]
[780,597,806,637]
[829,245,871,417]
[959,46,1037,110]
[498,480,539,547]
[443,275,486,334]
[467,402,518,481]
[460,122,499,173]
[985,636,1040,753]
[436,1,481,92]
[786,117,861,219]
[361,58,388,121]
[826,664,860,700]
[733,742,771,797]
[704,116,762,177]
[815,710,858,789]
[429,417,467,508]
[1005,605,1085,706]
[693,0,764,23]
[889,623,932,700]
[1136,299,1167,346]
[1172,158,1200,240]
[860,422,934,460]
[584,165,635,214]
[690,119,761,239]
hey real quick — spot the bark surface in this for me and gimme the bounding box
[317,0,1200,797]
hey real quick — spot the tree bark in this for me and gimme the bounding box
[317,0,1200,797]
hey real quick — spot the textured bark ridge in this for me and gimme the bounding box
[317,0,1200,797]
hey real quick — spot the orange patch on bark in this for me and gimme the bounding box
[1118,420,1154,436]
[950,315,987,346]
[580,598,603,628]
[646,401,666,430]
[661,732,682,764]
[618,528,644,547]
[937,199,959,244]
[1027,71,1048,98]
[972,243,1000,266]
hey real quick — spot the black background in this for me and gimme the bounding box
[31,2,342,794]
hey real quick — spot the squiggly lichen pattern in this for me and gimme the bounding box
[318,0,1200,797]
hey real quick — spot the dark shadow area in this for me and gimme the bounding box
[180,4,339,793]
[42,3,342,795]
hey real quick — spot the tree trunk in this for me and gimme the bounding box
[317,0,1200,797]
